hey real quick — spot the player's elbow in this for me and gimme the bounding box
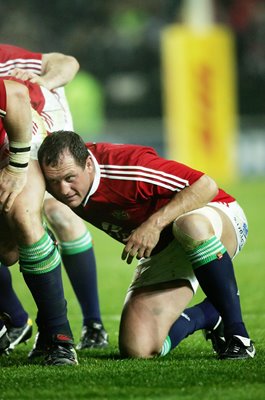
[65,55,80,74]
[43,52,80,76]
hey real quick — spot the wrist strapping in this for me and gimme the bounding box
[8,141,31,171]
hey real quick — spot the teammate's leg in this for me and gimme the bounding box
[5,160,77,365]
[0,264,29,327]
[0,264,32,350]
[44,197,108,349]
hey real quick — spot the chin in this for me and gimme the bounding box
[67,198,82,208]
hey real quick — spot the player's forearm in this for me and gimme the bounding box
[41,53,80,90]
[4,80,32,170]
[147,174,218,232]
[4,80,32,143]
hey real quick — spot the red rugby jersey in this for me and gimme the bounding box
[0,44,42,76]
[0,45,45,116]
[75,143,235,253]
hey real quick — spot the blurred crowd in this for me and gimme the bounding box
[0,0,264,119]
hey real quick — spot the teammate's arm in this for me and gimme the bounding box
[34,52,79,90]
[122,174,218,263]
[10,52,79,91]
[0,80,32,213]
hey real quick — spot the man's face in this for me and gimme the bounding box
[42,150,94,208]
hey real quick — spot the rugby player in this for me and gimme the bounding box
[0,77,78,365]
[0,44,108,355]
[38,131,255,360]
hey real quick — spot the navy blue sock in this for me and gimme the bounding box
[0,265,28,327]
[62,248,102,326]
[23,265,72,337]
[19,232,72,338]
[168,298,220,349]
[194,252,249,339]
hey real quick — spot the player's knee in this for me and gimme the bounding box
[119,295,163,358]
[119,327,161,359]
[173,214,214,251]
[44,199,72,233]
[119,338,159,359]
[10,204,40,233]
[44,199,87,241]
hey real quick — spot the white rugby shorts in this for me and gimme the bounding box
[128,201,248,293]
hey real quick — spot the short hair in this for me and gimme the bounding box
[38,130,89,169]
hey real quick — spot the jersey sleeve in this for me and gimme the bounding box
[0,44,42,75]
[134,147,204,200]
[88,142,235,204]
[134,148,235,203]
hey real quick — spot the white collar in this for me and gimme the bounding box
[82,150,100,206]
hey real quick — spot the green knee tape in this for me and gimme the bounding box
[187,236,226,269]
[19,231,61,274]
[60,231,93,255]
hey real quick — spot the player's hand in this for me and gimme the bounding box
[10,68,49,89]
[0,167,27,213]
[121,223,161,264]
[10,68,36,81]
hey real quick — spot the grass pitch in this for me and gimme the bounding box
[1,179,264,400]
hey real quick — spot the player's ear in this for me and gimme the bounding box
[85,155,93,172]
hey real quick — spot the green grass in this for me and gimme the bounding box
[1,179,265,400]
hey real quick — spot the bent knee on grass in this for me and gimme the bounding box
[119,305,167,359]
[119,334,161,359]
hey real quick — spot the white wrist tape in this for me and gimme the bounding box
[8,141,31,171]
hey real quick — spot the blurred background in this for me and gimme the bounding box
[0,0,264,179]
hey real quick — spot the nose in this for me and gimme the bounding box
[60,181,71,196]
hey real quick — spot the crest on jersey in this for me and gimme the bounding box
[112,209,130,220]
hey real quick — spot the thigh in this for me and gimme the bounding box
[7,160,46,245]
[209,202,248,258]
[209,206,238,258]
[119,280,194,358]
[0,160,46,262]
